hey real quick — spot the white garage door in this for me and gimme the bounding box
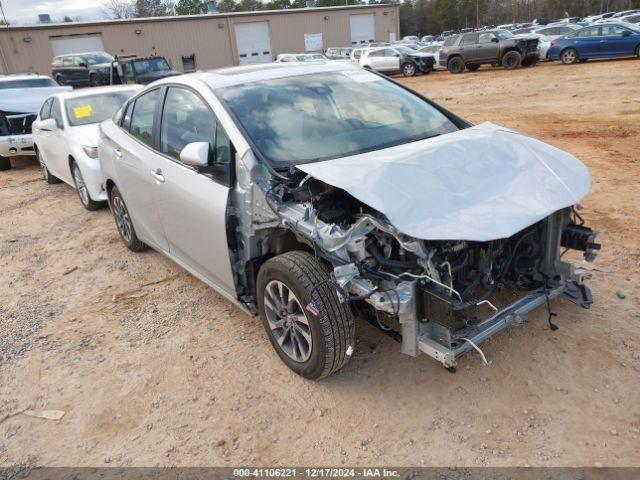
[50,34,105,56]
[234,22,272,65]
[350,14,375,46]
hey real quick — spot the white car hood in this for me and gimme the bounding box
[70,124,100,147]
[0,86,72,113]
[297,122,590,242]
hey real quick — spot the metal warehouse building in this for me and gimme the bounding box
[0,4,399,75]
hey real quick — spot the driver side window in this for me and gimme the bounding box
[478,33,495,44]
[50,98,64,128]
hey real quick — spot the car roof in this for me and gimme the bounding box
[0,73,53,81]
[54,51,111,58]
[53,84,142,101]
[178,62,363,90]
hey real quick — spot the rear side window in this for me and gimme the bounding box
[52,57,62,67]
[462,34,477,44]
[129,89,160,147]
[576,27,599,38]
[160,87,215,161]
[443,36,458,46]
[62,57,73,67]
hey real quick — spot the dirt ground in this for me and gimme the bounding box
[1,59,639,468]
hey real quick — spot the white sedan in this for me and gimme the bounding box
[32,85,141,210]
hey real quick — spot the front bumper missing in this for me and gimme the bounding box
[348,276,592,369]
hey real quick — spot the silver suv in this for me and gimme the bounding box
[100,63,599,380]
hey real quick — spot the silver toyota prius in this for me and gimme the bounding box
[99,62,599,380]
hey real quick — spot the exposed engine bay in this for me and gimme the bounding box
[248,174,600,369]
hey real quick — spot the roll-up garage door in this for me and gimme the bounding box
[50,34,105,56]
[350,14,375,46]
[234,22,272,65]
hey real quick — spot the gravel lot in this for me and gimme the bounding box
[1,59,639,468]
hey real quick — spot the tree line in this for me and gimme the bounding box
[105,0,640,36]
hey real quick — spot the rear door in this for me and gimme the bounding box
[461,33,480,61]
[573,26,602,57]
[44,98,72,183]
[109,88,169,251]
[153,86,236,295]
[475,32,498,61]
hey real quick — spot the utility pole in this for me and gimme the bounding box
[476,0,479,28]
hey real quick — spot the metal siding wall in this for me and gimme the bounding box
[0,6,399,75]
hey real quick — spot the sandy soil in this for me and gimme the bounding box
[1,59,639,468]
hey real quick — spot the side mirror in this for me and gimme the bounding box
[79,62,87,68]
[622,30,632,36]
[180,142,210,168]
[491,37,499,43]
[38,118,58,132]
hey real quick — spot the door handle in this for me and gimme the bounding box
[113,147,122,158]
[150,168,165,183]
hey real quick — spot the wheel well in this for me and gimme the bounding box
[68,155,76,174]
[502,47,521,57]
[105,179,116,198]
[447,54,463,63]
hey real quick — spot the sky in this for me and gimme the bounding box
[0,0,113,24]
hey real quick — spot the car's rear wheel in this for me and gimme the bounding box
[635,45,640,59]
[0,155,10,171]
[109,186,147,252]
[71,161,103,211]
[561,48,579,65]
[502,50,522,70]
[447,56,464,74]
[522,57,539,67]
[257,251,355,380]
[401,62,416,77]
[466,63,480,71]
[37,148,60,184]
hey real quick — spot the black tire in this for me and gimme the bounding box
[636,45,640,59]
[502,50,522,70]
[0,155,10,171]
[401,62,416,77]
[89,73,100,87]
[522,57,539,67]
[109,185,147,252]
[560,48,579,65]
[257,251,355,380]
[579,59,588,63]
[447,56,464,74]
[36,148,60,184]
[466,63,480,71]
[71,161,104,211]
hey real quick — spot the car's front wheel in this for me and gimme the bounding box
[71,161,103,211]
[502,50,522,70]
[401,62,416,77]
[561,48,579,65]
[0,155,10,171]
[257,251,355,380]
[447,56,465,74]
[37,148,60,184]
[109,185,147,252]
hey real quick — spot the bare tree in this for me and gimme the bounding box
[102,0,136,19]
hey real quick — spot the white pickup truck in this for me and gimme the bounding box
[0,74,72,171]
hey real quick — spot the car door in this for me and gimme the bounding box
[599,25,634,56]
[476,32,498,61]
[573,26,602,57]
[61,57,74,84]
[73,56,90,85]
[33,98,53,155]
[149,86,236,295]
[383,49,401,71]
[43,98,72,183]
[460,33,480,61]
[108,88,170,251]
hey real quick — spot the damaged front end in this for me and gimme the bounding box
[265,177,599,369]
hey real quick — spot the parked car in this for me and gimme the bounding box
[116,56,179,85]
[440,29,539,73]
[360,46,435,76]
[0,74,71,171]
[52,52,116,87]
[547,22,640,64]
[402,35,420,42]
[99,62,598,379]
[325,47,353,60]
[497,23,518,31]
[611,9,640,18]
[420,35,435,44]
[532,18,555,25]
[275,53,328,63]
[514,32,553,60]
[32,85,141,209]
[619,13,640,25]
[349,47,370,63]
[584,12,615,23]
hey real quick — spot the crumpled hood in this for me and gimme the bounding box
[297,122,590,242]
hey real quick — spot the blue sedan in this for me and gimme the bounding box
[548,22,640,64]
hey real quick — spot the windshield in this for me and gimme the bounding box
[84,53,114,65]
[495,30,514,39]
[132,58,171,74]
[218,70,460,166]
[0,78,57,89]
[65,91,136,126]
[395,46,414,54]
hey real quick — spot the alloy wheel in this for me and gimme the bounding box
[37,151,49,181]
[112,195,133,244]
[562,50,576,64]
[263,280,313,363]
[403,64,416,77]
[72,164,90,207]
